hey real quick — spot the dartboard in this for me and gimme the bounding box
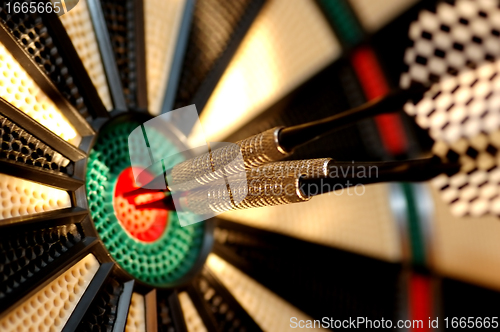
[1,0,500,331]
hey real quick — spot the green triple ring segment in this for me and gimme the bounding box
[86,121,204,286]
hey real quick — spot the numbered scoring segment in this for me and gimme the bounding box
[444,317,499,329]
[4,1,68,16]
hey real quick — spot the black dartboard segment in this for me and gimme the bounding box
[76,275,123,332]
[212,218,402,323]
[186,266,262,331]
[157,290,188,332]
[0,112,73,174]
[0,223,85,314]
[100,0,146,110]
[174,0,266,113]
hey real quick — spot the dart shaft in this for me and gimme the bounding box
[278,84,426,151]
[178,158,330,214]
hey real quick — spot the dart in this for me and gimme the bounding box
[133,192,176,211]
[166,84,428,191]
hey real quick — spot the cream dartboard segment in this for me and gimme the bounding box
[190,0,340,145]
[144,0,186,115]
[125,293,147,332]
[348,0,419,33]
[0,173,71,219]
[221,183,402,262]
[0,42,80,145]
[0,253,99,332]
[429,183,500,290]
[178,291,208,332]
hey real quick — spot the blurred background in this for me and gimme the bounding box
[0,0,500,331]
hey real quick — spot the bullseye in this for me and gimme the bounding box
[113,167,168,242]
[86,120,205,286]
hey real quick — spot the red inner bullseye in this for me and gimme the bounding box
[113,167,168,242]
